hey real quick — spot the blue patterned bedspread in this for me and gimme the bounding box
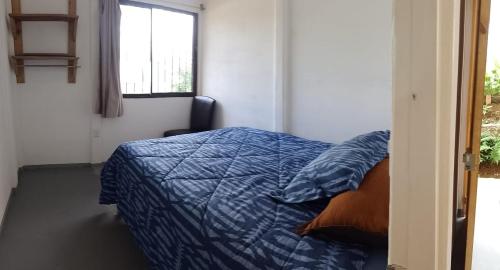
[100,127,368,270]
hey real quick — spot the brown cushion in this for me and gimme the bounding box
[297,158,390,246]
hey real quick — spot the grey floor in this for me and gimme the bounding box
[0,166,149,270]
[472,178,500,270]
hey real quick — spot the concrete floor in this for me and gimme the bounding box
[0,166,149,270]
[472,178,500,270]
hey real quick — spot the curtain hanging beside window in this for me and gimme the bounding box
[95,0,124,118]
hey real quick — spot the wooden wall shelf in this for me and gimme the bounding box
[9,0,78,83]
[14,64,81,68]
[11,53,79,60]
[9,13,79,22]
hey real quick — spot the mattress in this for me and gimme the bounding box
[100,127,370,269]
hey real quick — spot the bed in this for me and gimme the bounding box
[100,127,381,270]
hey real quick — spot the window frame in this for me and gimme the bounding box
[119,0,198,99]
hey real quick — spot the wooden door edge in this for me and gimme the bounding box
[464,0,491,269]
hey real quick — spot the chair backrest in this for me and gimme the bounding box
[190,96,216,132]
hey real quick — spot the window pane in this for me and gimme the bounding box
[120,5,152,95]
[152,9,194,93]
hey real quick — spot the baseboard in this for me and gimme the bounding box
[18,163,105,177]
[19,163,92,171]
[91,162,105,168]
[0,188,16,236]
[18,163,106,172]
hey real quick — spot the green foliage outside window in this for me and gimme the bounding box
[173,70,193,93]
[481,62,500,165]
[484,63,500,96]
[480,131,500,164]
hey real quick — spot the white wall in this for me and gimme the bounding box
[90,98,191,163]
[201,0,393,143]
[10,0,197,166]
[11,0,93,166]
[287,0,392,143]
[9,0,392,165]
[0,0,18,221]
[201,0,275,131]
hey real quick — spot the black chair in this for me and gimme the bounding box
[163,96,216,137]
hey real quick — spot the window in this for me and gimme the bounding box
[120,1,198,98]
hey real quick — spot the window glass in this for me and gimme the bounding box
[152,9,194,93]
[120,5,152,95]
[120,3,196,97]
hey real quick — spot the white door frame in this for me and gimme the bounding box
[390,0,461,269]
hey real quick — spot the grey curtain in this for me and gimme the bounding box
[96,0,124,118]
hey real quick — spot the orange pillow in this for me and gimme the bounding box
[297,158,390,246]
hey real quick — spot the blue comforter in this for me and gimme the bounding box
[100,127,368,269]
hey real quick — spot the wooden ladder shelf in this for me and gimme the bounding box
[9,0,79,83]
